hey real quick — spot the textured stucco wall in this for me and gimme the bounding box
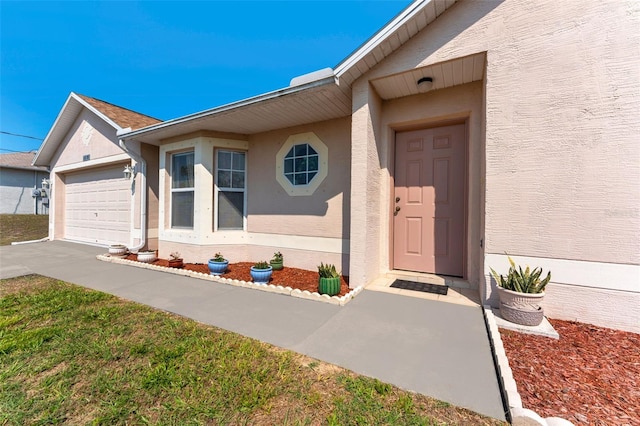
[349,80,383,287]
[247,118,351,240]
[51,109,124,168]
[365,0,640,265]
[0,168,50,214]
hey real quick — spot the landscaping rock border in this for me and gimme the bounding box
[97,254,363,306]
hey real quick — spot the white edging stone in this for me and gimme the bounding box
[96,254,362,306]
[483,306,575,426]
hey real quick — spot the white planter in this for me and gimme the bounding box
[137,251,157,263]
[108,244,128,256]
[497,287,545,326]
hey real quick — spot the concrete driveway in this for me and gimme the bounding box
[0,240,506,420]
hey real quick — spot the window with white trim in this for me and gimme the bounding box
[171,151,194,228]
[215,150,246,230]
[275,132,328,196]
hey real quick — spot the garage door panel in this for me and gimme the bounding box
[64,166,131,246]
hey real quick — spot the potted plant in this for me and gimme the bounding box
[208,252,228,276]
[167,251,183,268]
[250,260,273,284]
[270,251,284,270]
[318,262,341,296]
[136,250,156,263]
[490,256,551,326]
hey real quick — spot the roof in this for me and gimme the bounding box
[0,151,49,171]
[121,0,458,143]
[33,93,161,166]
[76,94,161,130]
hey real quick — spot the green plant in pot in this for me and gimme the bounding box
[270,251,284,270]
[490,256,551,326]
[318,262,341,296]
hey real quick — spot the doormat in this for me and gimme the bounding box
[390,280,449,295]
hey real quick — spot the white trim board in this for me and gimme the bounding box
[159,231,349,255]
[52,153,131,173]
[485,253,640,293]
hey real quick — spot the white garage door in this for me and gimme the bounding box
[64,166,131,246]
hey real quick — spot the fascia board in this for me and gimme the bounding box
[33,92,124,166]
[120,76,336,141]
[333,0,431,78]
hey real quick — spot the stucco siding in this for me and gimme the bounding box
[0,168,49,214]
[247,118,351,240]
[362,0,640,266]
[51,108,124,168]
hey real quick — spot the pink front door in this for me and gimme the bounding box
[393,124,465,277]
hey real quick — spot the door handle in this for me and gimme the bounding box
[394,206,401,216]
[395,206,401,212]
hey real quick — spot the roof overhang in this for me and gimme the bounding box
[117,0,460,145]
[120,76,351,144]
[33,93,123,166]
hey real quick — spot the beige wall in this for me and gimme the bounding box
[350,0,639,330]
[156,119,351,274]
[364,0,640,265]
[51,109,123,168]
[247,118,351,239]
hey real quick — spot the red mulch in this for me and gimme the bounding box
[500,319,640,425]
[124,255,350,297]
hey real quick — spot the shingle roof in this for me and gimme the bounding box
[0,151,48,171]
[76,94,161,130]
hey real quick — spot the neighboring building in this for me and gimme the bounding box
[33,93,161,248]
[0,151,49,215]
[37,0,639,333]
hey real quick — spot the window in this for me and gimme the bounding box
[171,152,194,228]
[215,150,246,230]
[275,132,328,196]
[284,143,318,186]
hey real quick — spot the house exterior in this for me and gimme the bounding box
[33,93,161,248]
[0,151,49,215]
[38,0,639,333]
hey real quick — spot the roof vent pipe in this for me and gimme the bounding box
[118,129,146,252]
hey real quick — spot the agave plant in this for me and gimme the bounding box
[318,262,340,279]
[490,256,551,294]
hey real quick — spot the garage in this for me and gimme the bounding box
[63,165,131,246]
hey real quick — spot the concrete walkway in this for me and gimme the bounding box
[0,240,506,420]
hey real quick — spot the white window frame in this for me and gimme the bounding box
[214,149,247,231]
[170,151,195,229]
[275,132,328,196]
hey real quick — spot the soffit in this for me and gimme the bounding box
[335,0,458,87]
[126,81,351,145]
[370,52,485,100]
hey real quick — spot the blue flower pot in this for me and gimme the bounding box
[250,266,273,284]
[208,259,228,275]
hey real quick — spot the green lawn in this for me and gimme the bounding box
[0,214,49,246]
[0,276,504,425]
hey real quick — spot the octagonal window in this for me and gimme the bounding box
[284,143,319,186]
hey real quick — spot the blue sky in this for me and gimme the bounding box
[1,1,411,154]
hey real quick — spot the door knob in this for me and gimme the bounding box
[395,206,401,212]
[394,206,401,216]
[395,197,400,203]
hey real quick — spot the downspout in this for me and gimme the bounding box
[118,130,146,252]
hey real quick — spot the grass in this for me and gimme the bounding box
[0,214,49,246]
[0,275,505,425]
